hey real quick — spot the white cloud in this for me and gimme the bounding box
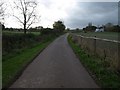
[36,0,77,28]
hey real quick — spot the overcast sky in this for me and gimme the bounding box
[3,0,119,29]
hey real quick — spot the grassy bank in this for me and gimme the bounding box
[2,32,40,58]
[2,33,59,88]
[68,34,120,88]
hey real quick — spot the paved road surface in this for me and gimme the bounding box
[10,34,99,88]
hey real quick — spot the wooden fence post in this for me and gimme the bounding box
[118,43,120,72]
[81,36,82,48]
[94,36,96,55]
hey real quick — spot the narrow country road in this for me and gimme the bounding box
[10,34,99,88]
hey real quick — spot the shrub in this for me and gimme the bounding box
[2,33,39,57]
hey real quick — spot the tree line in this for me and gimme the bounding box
[2,20,66,34]
[83,22,120,32]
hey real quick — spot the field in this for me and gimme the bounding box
[75,32,119,41]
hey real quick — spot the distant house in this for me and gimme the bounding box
[95,26,104,32]
[95,28,104,32]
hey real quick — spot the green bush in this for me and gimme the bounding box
[3,33,37,55]
[2,32,60,62]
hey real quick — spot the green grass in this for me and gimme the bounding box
[29,32,41,35]
[75,32,119,41]
[68,35,120,88]
[3,31,24,34]
[2,35,56,88]
[3,31,40,35]
[2,32,40,58]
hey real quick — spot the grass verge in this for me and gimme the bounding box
[2,36,57,88]
[68,34,120,88]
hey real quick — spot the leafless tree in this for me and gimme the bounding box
[0,1,5,31]
[0,2,4,21]
[13,0,38,34]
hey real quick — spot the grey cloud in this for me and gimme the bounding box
[65,2,118,29]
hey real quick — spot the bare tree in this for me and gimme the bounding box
[13,0,38,34]
[0,2,4,21]
[0,1,5,31]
